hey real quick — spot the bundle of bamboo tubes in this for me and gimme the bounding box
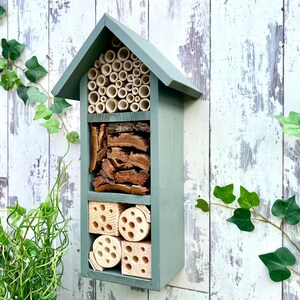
[87,36,151,114]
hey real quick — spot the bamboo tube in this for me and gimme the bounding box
[130,53,138,61]
[96,75,109,87]
[130,102,139,112]
[118,99,129,111]
[133,77,142,87]
[115,80,124,89]
[140,63,149,75]
[99,53,105,64]
[123,60,133,72]
[98,86,106,96]
[88,68,99,80]
[94,59,101,69]
[127,74,134,82]
[125,83,133,91]
[106,98,118,113]
[133,59,141,68]
[106,84,118,98]
[117,87,127,99]
[101,63,112,76]
[88,104,96,114]
[126,93,134,103]
[87,81,97,91]
[109,72,118,83]
[134,95,140,102]
[104,50,116,63]
[95,102,106,114]
[138,85,150,98]
[112,36,122,48]
[132,87,139,95]
[100,96,107,103]
[141,74,150,85]
[88,91,100,105]
[117,47,130,61]
[112,59,122,72]
[132,68,140,78]
[139,98,150,111]
[118,70,127,81]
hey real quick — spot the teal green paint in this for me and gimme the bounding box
[88,111,150,123]
[51,14,201,100]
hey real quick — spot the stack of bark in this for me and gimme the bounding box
[90,122,150,195]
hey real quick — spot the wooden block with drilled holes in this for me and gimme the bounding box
[89,201,127,236]
[135,205,151,223]
[89,251,104,271]
[121,240,151,279]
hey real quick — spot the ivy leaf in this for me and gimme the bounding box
[1,38,25,60]
[0,6,6,16]
[27,86,48,104]
[0,70,21,90]
[271,195,300,225]
[40,118,60,134]
[227,208,255,232]
[238,186,260,209]
[195,198,210,212]
[213,184,236,204]
[275,112,300,138]
[66,131,80,144]
[17,84,29,104]
[0,57,7,72]
[25,56,47,82]
[33,104,52,120]
[0,224,9,246]
[259,247,296,282]
[50,97,72,114]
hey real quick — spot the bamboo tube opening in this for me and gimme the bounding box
[133,59,141,68]
[112,36,122,48]
[140,63,149,74]
[138,85,150,98]
[133,68,140,78]
[141,74,150,85]
[101,63,112,76]
[99,53,105,64]
[118,99,129,111]
[117,47,130,61]
[88,81,97,91]
[127,74,134,82]
[126,93,134,103]
[112,59,122,72]
[117,87,127,99]
[95,102,106,114]
[88,68,100,80]
[115,80,124,89]
[130,102,139,112]
[94,59,101,69]
[133,77,142,87]
[109,72,118,83]
[123,60,133,72]
[88,104,96,114]
[96,75,109,87]
[130,53,138,61]
[98,86,106,96]
[104,50,116,63]
[134,95,140,102]
[106,84,118,98]
[125,83,133,91]
[106,99,118,113]
[139,98,150,111]
[100,96,107,103]
[118,70,128,81]
[132,87,139,95]
[88,91,100,105]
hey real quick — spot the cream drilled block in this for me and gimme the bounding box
[121,240,151,279]
[88,251,104,271]
[93,235,122,268]
[89,201,127,236]
[119,207,150,241]
[135,205,151,223]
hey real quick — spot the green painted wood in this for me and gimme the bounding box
[51,14,201,100]
[88,111,150,123]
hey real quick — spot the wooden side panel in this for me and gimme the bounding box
[283,0,300,298]
[210,1,283,299]
[48,1,96,298]
[150,286,209,300]
[149,0,210,292]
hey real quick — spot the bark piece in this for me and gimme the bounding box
[107,133,149,152]
[89,125,99,172]
[93,175,109,188]
[127,153,150,172]
[106,122,150,134]
[100,159,116,180]
[114,169,149,186]
[95,183,132,194]
[131,185,150,195]
[107,147,129,162]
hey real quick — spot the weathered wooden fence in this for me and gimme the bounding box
[0,0,299,299]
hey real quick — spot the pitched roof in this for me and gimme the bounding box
[51,14,202,100]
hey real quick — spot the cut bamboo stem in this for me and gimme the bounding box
[117,47,130,61]
[115,80,124,89]
[130,102,139,112]
[104,50,116,63]
[112,36,122,48]
[106,84,118,98]
[133,59,141,68]
[123,60,133,72]
[95,102,106,114]
[130,53,138,61]
[101,63,112,76]
[112,59,122,72]
[139,98,150,111]
[132,87,139,95]
[106,98,118,113]
[88,81,97,91]
[133,77,142,87]
[126,93,134,103]
[125,83,133,91]
[98,86,106,96]
[99,53,105,64]
[109,72,118,83]
[141,74,150,85]
[134,95,141,102]
[88,68,100,80]
[117,87,127,99]
[127,74,134,83]
[118,70,127,81]
[140,63,149,75]
[88,91,100,105]
[100,96,107,103]
[96,75,109,87]
[94,59,101,69]
[118,99,129,111]
[133,68,140,77]
[138,85,150,98]
[88,104,96,114]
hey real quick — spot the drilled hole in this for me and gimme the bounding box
[106,259,110,264]
[130,211,135,216]
[104,247,110,253]
[109,209,113,213]
[93,221,99,228]
[93,206,97,211]
[141,269,145,273]
[140,229,144,233]
[136,217,142,223]
[100,227,105,231]
[125,246,132,253]
[98,242,102,247]
[97,251,103,257]
[125,263,132,270]
[122,226,126,231]
[106,224,112,230]
[100,204,105,211]
[121,216,127,223]
[129,222,135,228]
[141,247,145,252]
[133,256,139,263]
[100,215,106,222]
[113,246,116,250]
[111,252,116,259]
[105,237,111,244]
[128,232,134,239]
[142,256,149,264]
[124,256,128,261]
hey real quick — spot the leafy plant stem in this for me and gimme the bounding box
[211,202,235,210]
[289,267,300,276]
[8,58,26,72]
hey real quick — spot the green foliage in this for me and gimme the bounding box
[227,208,254,232]
[0,57,7,71]
[0,6,6,16]
[275,111,300,138]
[238,186,260,209]
[17,84,29,104]
[1,38,25,60]
[0,70,20,90]
[66,131,80,144]
[25,56,48,82]
[213,184,236,204]
[259,247,296,282]
[34,103,53,120]
[41,118,60,134]
[51,97,72,114]
[27,86,48,104]
[272,195,300,225]
[195,198,210,212]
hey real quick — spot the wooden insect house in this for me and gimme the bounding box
[52,14,201,291]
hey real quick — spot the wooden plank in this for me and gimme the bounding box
[210,0,283,299]
[283,1,300,298]
[48,1,96,299]
[149,286,208,300]
[149,0,210,292]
